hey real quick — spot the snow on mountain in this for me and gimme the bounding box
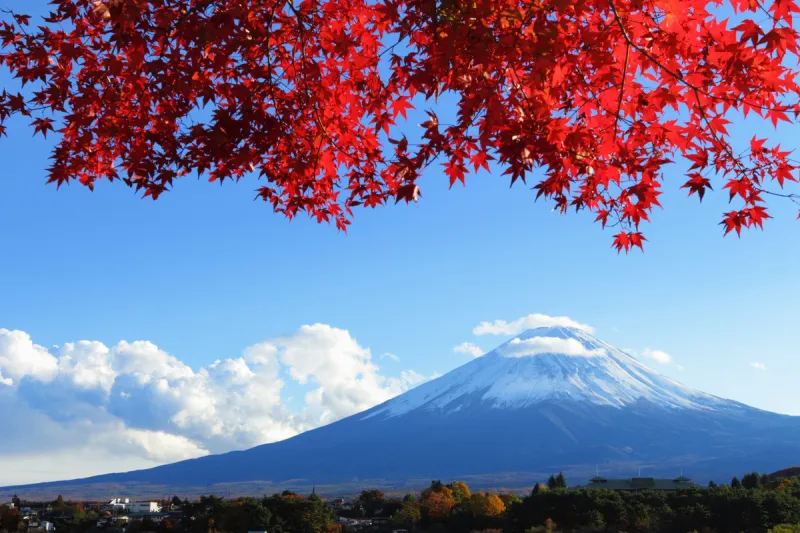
[363,326,732,419]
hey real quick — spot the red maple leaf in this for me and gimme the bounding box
[0,0,797,249]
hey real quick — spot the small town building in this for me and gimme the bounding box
[101,499,130,513]
[329,498,346,509]
[126,512,169,523]
[129,502,162,513]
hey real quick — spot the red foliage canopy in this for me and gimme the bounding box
[2,0,799,250]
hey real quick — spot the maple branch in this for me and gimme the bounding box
[609,0,799,114]
[613,43,630,142]
[379,37,407,58]
[607,0,798,209]
[756,188,800,205]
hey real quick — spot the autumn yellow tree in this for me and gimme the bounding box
[449,481,472,505]
[421,486,455,521]
[498,493,521,508]
[532,483,548,494]
[468,493,506,517]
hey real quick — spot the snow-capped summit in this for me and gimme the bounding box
[363,326,729,419]
[6,325,800,495]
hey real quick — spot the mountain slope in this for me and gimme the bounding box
[363,326,735,416]
[5,326,800,493]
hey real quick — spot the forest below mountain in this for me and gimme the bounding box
[6,471,800,533]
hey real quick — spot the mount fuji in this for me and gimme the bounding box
[5,326,800,495]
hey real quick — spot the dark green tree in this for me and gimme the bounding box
[358,490,385,517]
[219,499,272,533]
[732,477,741,488]
[743,472,761,489]
[547,473,567,489]
[261,492,336,533]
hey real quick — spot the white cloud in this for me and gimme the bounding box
[381,352,400,362]
[453,342,485,358]
[501,337,606,358]
[750,361,767,371]
[642,348,673,365]
[0,328,59,385]
[0,422,208,487]
[473,314,593,336]
[110,427,209,463]
[625,347,678,367]
[0,449,168,487]
[0,325,431,485]
[56,341,116,391]
[277,324,426,425]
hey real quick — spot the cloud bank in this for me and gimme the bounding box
[0,325,428,486]
[501,337,606,358]
[472,313,593,336]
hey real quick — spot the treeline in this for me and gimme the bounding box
[509,481,800,533]
[175,493,336,533]
[381,476,800,533]
[5,472,800,533]
[170,475,800,533]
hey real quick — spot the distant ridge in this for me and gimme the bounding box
[769,467,800,480]
[4,326,800,498]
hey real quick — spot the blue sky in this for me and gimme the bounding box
[0,0,799,485]
[2,106,797,407]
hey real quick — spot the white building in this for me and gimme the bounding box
[129,502,161,513]
[102,499,130,512]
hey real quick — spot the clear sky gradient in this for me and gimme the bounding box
[0,0,798,485]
